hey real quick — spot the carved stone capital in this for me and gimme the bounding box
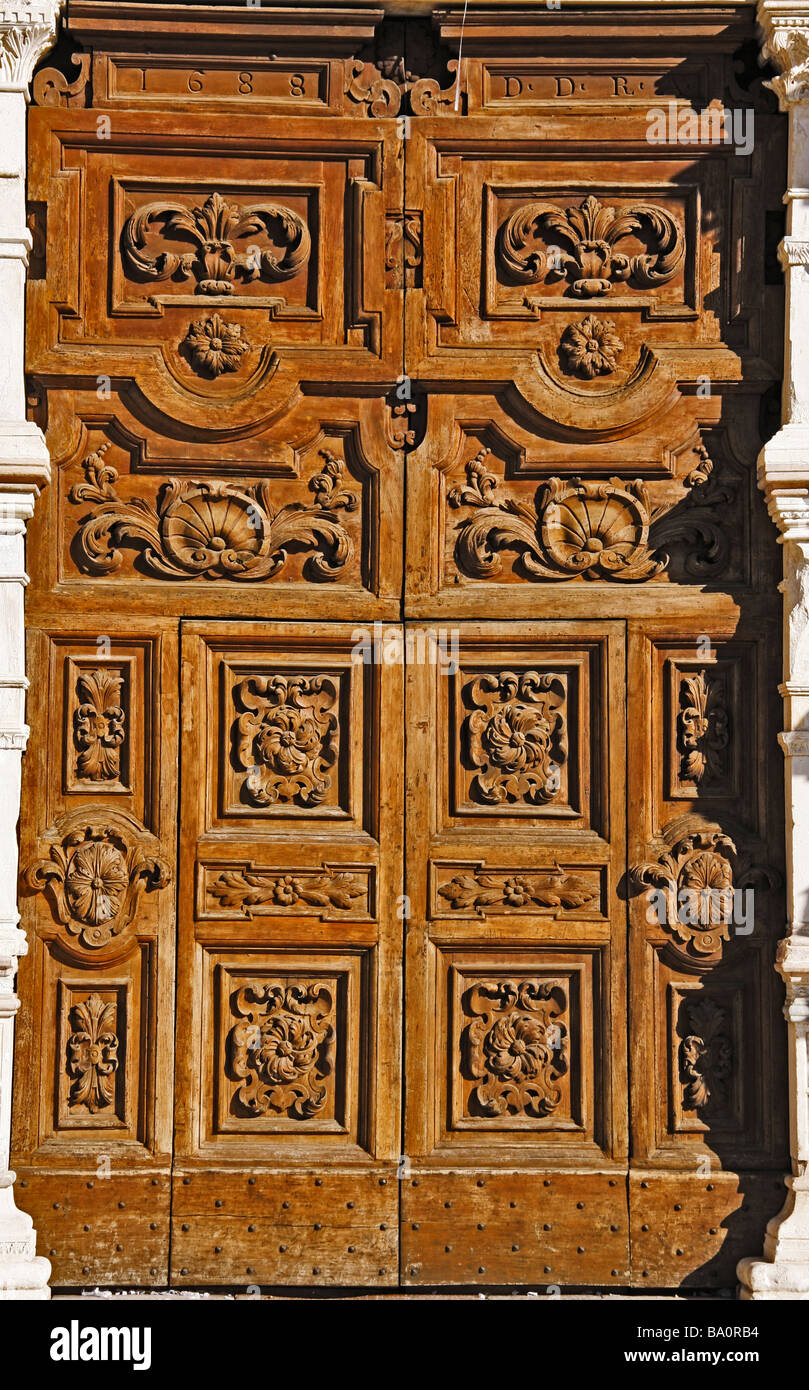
[759,2,809,107]
[0,2,62,92]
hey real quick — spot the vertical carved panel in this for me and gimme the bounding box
[67,662,130,790]
[668,660,738,800]
[57,984,127,1129]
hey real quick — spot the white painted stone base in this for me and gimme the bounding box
[0,1176,50,1299]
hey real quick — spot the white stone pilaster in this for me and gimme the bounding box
[0,1,62,1301]
[739,0,809,1301]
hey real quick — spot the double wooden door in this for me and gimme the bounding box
[14,1,790,1288]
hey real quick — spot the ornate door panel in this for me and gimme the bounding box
[15,1,791,1291]
[403,621,630,1286]
[171,621,403,1286]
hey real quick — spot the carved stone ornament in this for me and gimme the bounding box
[0,3,62,88]
[438,865,598,914]
[234,673,340,807]
[463,979,568,1118]
[209,866,366,916]
[498,194,684,297]
[630,813,775,961]
[228,982,335,1119]
[66,994,119,1113]
[759,11,809,106]
[121,190,311,295]
[679,997,733,1113]
[69,444,357,582]
[464,669,567,806]
[25,813,171,949]
[181,312,250,377]
[73,668,126,782]
[559,315,624,377]
[449,448,730,583]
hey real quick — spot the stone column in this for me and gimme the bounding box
[0,1,62,1300]
[738,0,809,1301]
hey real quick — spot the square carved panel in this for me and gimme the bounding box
[210,953,366,1141]
[444,954,595,1139]
[451,664,576,817]
[220,660,354,822]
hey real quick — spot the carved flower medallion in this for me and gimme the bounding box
[228,982,335,1119]
[182,312,250,376]
[462,979,568,1119]
[66,840,129,926]
[464,670,567,807]
[234,673,340,808]
[560,315,624,377]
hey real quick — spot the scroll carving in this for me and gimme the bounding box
[69,445,357,582]
[462,979,568,1118]
[32,51,90,107]
[498,195,684,297]
[121,190,311,294]
[26,814,170,949]
[228,982,335,1119]
[449,448,730,583]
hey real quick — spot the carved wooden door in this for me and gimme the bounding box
[14,2,790,1291]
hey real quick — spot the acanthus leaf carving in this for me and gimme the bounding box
[437,864,599,915]
[677,668,731,787]
[25,813,171,950]
[463,979,568,1118]
[679,996,733,1113]
[66,994,119,1113]
[228,982,335,1119]
[209,866,366,917]
[121,190,311,295]
[498,194,684,298]
[69,446,357,583]
[233,673,340,808]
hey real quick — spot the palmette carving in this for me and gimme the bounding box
[677,669,731,786]
[463,980,568,1118]
[679,997,733,1112]
[121,190,310,294]
[228,983,335,1119]
[69,446,357,582]
[66,994,119,1113]
[449,449,729,583]
[464,670,567,806]
[498,194,684,297]
[233,673,340,807]
[26,815,170,949]
[73,668,126,782]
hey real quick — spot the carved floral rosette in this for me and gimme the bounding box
[462,979,568,1119]
[233,673,340,807]
[463,669,568,806]
[25,809,171,950]
[228,982,335,1120]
